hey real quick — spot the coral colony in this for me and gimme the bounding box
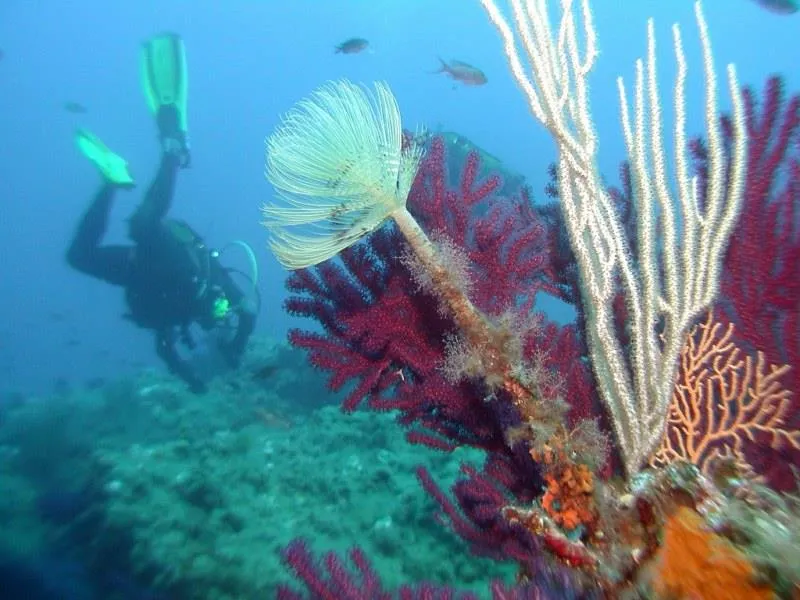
[262,1,800,598]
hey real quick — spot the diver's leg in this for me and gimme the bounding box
[155,329,207,394]
[127,151,181,243]
[157,104,191,167]
[66,184,133,286]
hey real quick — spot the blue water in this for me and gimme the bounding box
[0,0,795,395]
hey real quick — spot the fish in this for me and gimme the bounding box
[335,37,369,54]
[753,0,799,13]
[63,101,87,114]
[434,58,487,86]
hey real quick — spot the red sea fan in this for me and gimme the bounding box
[283,135,599,585]
[277,538,593,599]
[285,135,592,450]
[717,77,799,376]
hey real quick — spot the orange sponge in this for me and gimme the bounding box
[652,507,771,600]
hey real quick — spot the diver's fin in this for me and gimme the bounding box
[75,129,135,188]
[140,32,187,127]
[140,32,190,166]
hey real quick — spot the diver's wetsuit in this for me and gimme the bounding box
[66,152,257,394]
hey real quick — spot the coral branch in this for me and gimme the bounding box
[650,312,799,476]
[480,0,749,479]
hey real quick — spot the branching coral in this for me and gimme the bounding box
[480,0,749,478]
[650,311,799,479]
[280,134,602,593]
[265,81,569,436]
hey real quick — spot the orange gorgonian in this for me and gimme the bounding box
[650,312,799,475]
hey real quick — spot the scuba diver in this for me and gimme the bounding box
[66,33,258,394]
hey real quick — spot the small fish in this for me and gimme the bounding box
[63,101,87,114]
[753,0,798,13]
[335,37,369,54]
[435,58,488,86]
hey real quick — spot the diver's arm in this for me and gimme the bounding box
[212,264,257,368]
[155,329,207,394]
[223,302,257,367]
